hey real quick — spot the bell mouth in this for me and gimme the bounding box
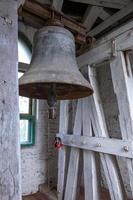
[19,82,93,100]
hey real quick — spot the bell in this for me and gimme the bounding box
[19,25,93,119]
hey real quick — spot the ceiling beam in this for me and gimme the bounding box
[83,6,103,31]
[19,62,29,72]
[36,0,51,4]
[52,0,64,11]
[68,0,126,9]
[18,0,87,44]
[87,2,133,36]
[99,9,111,20]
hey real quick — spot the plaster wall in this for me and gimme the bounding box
[21,100,47,195]
[21,100,59,195]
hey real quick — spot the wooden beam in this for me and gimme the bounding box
[77,21,133,68]
[116,30,133,51]
[19,62,29,72]
[52,0,64,11]
[83,6,103,31]
[82,98,99,200]
[0,1,21,200]
[57,134,133,159]
[89,68,125,200]
[18,0,87,44]
[98,19,133,45]
[110,51,133,195]
[87,2,133,36]
[68,0,126,9]
[99,9,111,20]
[64,100,82,200]
[57,100,69,200]
[77,40,111,67]
[36,0,51,4]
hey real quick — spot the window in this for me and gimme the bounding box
[18,34,36,146]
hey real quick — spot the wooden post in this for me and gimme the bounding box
[57,100,69,200]
[82,98,100,200]
[64,100,82,200]
[0,1,21,200]
[110,51,133,197]
[89,67,125,200]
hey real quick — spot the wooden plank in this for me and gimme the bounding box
[99,9,111,20]
[89,67,125,200]
[77,40,111,67]
[52,0,64,11]
[77,21,133,68]
[87,2,133,36]
[57,134,133,159]
[68,0,126,9]
[22,192,50,200]
[110,51,133,195]
[82,98,99,200]
[83,6,103,31]
[19,62,29,72]
[64,100,82,200]
[116,31,133,51]
[0,1,21,200]
[57,100,69,200]
[37,0,51,5]
[97,20,133,45]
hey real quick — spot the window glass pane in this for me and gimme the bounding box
[19,97,30,114]
[18,72,30,114]
[20,120,29,143]
[18,39,31,64]
[18,37,35,146]
[18,72,23,79]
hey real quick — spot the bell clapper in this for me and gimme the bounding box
[47,84,57,119]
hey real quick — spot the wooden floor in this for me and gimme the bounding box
[22,192,50,200]
[22,189,110,200]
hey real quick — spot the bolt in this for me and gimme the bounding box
[123,146,129,152]
[71,139,74,144]
[82,141,86,145]
[96,143,101,147]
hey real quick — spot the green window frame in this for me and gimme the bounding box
[20,99,36,147]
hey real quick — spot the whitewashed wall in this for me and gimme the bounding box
[21,100,47,195]
[21,100,59,195]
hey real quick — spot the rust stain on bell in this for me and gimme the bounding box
[19,25,93,118]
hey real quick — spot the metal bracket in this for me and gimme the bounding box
[111,39,117,57]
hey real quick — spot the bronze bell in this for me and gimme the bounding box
[19,26,93,119]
